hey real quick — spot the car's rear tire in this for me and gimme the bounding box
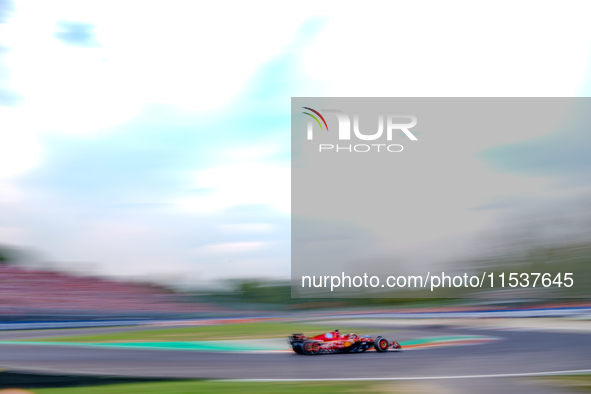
[292,343,304,354]
[375,336,389,352]
[302,340,320,355]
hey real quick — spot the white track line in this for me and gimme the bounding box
[219,369,591,382]
[1,363,591,381]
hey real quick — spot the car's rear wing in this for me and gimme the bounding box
[287,333,307,344]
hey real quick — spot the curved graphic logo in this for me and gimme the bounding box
[302,107,329,131]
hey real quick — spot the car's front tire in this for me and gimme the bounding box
[374,336,389,352]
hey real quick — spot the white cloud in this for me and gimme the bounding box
[0,108,41,179]
[303,1,591,97]
[3,0,312,136]
[177,162,290,213]
[0,226,25,244]
[219,223,276,234]
[0,180,22,204]
[197,241,268,255]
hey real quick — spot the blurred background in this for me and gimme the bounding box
[1,0,591,393]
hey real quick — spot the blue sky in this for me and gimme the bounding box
[1,1,591,286]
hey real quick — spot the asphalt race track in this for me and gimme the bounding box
[0,325,590,383]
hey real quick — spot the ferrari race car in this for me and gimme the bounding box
[288,329,402,355]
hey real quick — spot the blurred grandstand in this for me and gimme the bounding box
[0,260,216,321]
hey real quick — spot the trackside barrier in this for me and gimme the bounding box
[0,307,589,331]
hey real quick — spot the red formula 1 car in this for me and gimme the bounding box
[288,329,402,355]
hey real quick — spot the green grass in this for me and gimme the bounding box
[27,321,379,343]
[29,380,376,394]
[544,374,591,392]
